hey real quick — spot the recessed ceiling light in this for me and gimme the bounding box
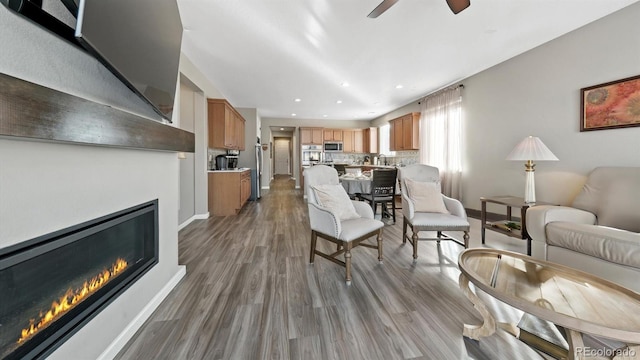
[280,127,285,130]
[395,84,404,89]
[336,100,342,104]
[294,98,301,102]
[323,115,328,118]
[291,113,297,117]
[341,82,349,87]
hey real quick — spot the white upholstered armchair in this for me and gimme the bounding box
[399,164,470,261]
[304,165,384,285]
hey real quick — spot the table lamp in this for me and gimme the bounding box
[506,136,558,203]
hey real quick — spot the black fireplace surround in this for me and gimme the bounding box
[0,200,159,360]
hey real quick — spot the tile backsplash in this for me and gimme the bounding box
[324,151,418,166]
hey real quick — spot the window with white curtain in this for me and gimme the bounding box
[419,85,463,199]
[378,124,395,156]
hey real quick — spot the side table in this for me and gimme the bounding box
[480,196,555,256]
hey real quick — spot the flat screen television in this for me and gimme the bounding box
[75,0,183,122]
[1,0,183,123]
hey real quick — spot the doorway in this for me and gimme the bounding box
[274,137,291,175]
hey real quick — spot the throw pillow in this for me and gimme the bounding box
[311,184,361,221]
[404,178,449,214]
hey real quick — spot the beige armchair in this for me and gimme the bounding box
[527,167,640,292]
[304,165,384,285]
[399,164,470,261]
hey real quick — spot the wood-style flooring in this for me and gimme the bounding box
[115,175,547,360]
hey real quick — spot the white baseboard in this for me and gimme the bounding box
[98,265,187,360]
[178,212,209,231]
[295,186,300,189]
[262,186,270,190]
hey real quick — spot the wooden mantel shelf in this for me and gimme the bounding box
[0,73,195,152]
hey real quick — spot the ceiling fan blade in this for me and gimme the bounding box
[367,0,400,18]
[446,0,470,14]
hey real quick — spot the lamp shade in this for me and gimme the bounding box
[506,136,559,161]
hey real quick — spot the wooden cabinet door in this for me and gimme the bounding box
[323,129,342,142]
[323,129,333,141]
[353,129,363,153]
[363,127,378,153]
[224,105,236,148]
[332,130,343,141]
[301,128,323,145]
[237,115,246,150]
[240,173,251,204]
[389,121,395,151]
[393,118,403,150]
[312,128,323,144]
[343,130,354,152]
[207,98,246,150]
[402,113,419,150]
[300,128,312,144]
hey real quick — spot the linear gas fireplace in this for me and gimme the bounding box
[0,200,159,360]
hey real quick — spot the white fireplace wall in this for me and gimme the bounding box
[0,4,183,360]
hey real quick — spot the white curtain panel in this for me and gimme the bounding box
[418,86,463,199]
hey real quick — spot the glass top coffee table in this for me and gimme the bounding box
[458,248,640,360]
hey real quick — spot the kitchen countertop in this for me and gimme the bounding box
[208,168,250,173]
[345,164,397,168]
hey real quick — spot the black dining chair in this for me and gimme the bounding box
[357,168,398,223]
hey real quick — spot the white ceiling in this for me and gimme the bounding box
[177,0,638,121]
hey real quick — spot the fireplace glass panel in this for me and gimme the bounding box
[0,200,158,360]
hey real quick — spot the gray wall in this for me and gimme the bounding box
[178,82,196,224]
[0,4,183,359]
[367,3,640,211]
[370,101,421,127]
[238,107,259,169]
[461,2,640,210]
[179,54,224,218]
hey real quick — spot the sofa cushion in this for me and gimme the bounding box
[404,178,449,214]
[546,222,640,268]
[311,184,360,221]
[572,167,640,232]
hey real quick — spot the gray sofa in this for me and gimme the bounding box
[527,167,640,292]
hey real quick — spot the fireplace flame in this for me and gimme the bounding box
[18,258,128,344]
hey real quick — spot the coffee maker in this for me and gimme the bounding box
[226,149,239,169]
[215,154,228,170]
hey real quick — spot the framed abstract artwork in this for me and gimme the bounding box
[580,75,640,131]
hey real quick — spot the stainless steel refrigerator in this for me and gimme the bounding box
[251,143,263,200]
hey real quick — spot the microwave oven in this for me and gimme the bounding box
[324,142,343,152]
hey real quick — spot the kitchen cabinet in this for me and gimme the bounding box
[208,169,251,216]
[389,112,419,151]
[343,129,363,153]
[323,129,343,142]
[363,127,378,154]
[300,127,323,145]
[208,98,246,150]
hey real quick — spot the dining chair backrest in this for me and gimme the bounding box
[333,164,346,176]
[304,165,339,204]
[371,169,398,197]
[398,164,440,195]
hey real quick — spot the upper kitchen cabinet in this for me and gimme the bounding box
[300,127,323,145]
[323,129,343,142]
[208,98,246,150]
[389,112,419,151]
[343,129,363,153]
[363,127,378,154]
